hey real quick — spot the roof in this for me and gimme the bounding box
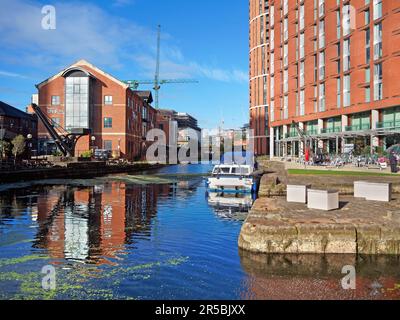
[134,90,153,104]
[0,101,34,120]
[36,59,129,90]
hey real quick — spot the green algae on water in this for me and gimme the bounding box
[0,254,49,267]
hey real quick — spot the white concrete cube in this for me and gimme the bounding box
[354,181,392,202]
[287,184,310,203]
[307,189,339,211]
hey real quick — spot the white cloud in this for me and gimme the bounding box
[0,0,247,84]
[0,70,28,79]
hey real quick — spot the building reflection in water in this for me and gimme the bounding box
[25,182,171,264]
[239,250,400,300]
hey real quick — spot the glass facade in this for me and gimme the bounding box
[65,74,89,130]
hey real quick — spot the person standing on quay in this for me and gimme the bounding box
[389,151,398,173]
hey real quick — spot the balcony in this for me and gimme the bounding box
[305,129,318,136]
[285,132,298,139]
[320,127,342,134]
[345,124,371,132]
[376,121,400,130]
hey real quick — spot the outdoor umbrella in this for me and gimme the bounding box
[387,144,400,155]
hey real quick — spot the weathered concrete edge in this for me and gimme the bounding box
[0,163,166,184]
[239,208,400,255]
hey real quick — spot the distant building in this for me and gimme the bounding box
[31,59,157,160]
[157,109,201,147]
[0,100,37,147]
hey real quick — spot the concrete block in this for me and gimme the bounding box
[307,189,339,211]
[287,184,310,203]
[354,181,392,202]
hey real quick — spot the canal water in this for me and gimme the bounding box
[1,164,400,300]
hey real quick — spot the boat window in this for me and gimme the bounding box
[213,167,231,174]
[220,167,231,174]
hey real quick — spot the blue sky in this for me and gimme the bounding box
[0,0,249,129]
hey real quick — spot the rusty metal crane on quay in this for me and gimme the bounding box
[124,25,198,109]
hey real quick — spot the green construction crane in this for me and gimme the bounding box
[125,25,198,109]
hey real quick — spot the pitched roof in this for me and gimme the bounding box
[134,90,154,104]
[0,101,34,120]
[36,59,129,90]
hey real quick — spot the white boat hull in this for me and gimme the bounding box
[207,176,254,192]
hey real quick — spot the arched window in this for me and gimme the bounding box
[63,69,90,130]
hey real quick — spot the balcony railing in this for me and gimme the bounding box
[345,124,371,132]
[320,127,342,134]
[376,121,400,130]
[305,129,318,136]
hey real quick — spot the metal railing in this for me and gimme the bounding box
[345,124,371,132]
[376,121,400,130]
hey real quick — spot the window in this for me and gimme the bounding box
[270,76,275,99]
[365,67,370,83]
[366,29,371,64]
[299,4,305,30]
[104,140,112,151]
[283,70,288,93]
[104,117,113,128]
[283,96,288,119]
[270,5,275,27]
[299,33,305,59]
[319,0,325,17]
[65,74,89,130]
[374,63,383,101]
[373,0,382,20]
[343,5,351,36]
[51,95,60,106]
[319,83,325,112]
[365,87,371,103]
[299,61,305,87]
[365,9,370,25]
[319,20,325,49]
[344,75,351,107]
[270,29,275,51]
[270,52,275,74]
[284,18,288,41]
[283,43,288,67]
[104,95,113,105]
[336,10,341,39]
[344,39,351,72]
[270,100,275,122]
[319,51,325,80]
[374,23,382,60]
[300,90,305,116]
[337,78,341,108]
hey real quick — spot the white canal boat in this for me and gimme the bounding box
[206,164,256,193]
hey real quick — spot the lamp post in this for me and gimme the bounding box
[26,133,33,160]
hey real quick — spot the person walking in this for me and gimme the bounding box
[389,151,398,173]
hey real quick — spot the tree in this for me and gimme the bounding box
[11,135,26,164]
[0,140,11,159]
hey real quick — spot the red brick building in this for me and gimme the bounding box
[250,0,400,157]
[33,60,157,160]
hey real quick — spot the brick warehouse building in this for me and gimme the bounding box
[250,0,400,157]
[31,60,157,160]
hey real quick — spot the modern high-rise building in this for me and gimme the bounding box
[250,0,400,157]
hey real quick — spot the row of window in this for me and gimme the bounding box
[51,95,114,106]
[269,0,384,122]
